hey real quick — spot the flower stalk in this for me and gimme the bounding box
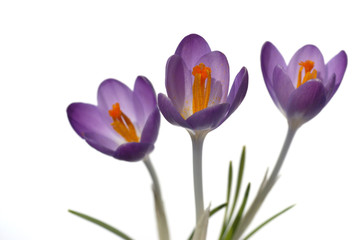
[265,126,297,193]
[190,131,207,223]
[233,126,297,239]
[144,155,170,240]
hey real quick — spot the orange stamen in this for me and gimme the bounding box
[192,63,211,114]
[297,60,317,88]
[108,103,139,142]
[109,103,121,118]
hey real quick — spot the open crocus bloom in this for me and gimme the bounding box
[158,34,248,132]
[67,77,160,161]
[261,42,347,128]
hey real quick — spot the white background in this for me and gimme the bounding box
[1,0,358,239]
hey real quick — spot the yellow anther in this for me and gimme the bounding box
[108,103,139,142]
[192,63,211,114]
[297,60,317,88]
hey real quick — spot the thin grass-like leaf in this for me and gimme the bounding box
[243,205,295,240]
[219,161,233,238]
[188,203,227,240]
[210,203,227,216]
[224,183,251,240]
[68,209,133,240]
[228,146,246,222]
[226,161,233,209]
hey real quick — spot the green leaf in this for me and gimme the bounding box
[219,147,247,240]
[224,183,251,240]
[210,203,227,216]
[188,203,227,240]
[243,204,295,240]
[226,161,233,208]
[68,209,133,240]
[228,146,246,221]
[219,161,233,237]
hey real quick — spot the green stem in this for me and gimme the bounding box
[143,155,170,240]
[144,155,162,197]
[190,131,207,223]
[233,126,297,239]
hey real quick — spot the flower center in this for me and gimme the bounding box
[297,60,317,88]
[108,103,139,142]
[192,63,211,114]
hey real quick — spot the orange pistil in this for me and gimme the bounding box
[108,103,139,142]
[192,63,212,114]
[297,60,317,88]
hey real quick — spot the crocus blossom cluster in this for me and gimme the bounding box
[66,34,348,240]
[158,34,248,133]
[261,42,347,129]
[67,77,160,161]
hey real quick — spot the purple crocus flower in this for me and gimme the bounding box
[261,42,347,129]
[67,77,160,162]
[158,34,248,224]
[158,34,248,133]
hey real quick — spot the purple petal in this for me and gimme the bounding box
[67,103,118,141]
[226,67,248,117]
[165,55,192,117]
[186,103,230,131]
[272,66,295,113]
[158,93,191,129]
[196,51,230,104]
[287,45,325,86]
[97,79,144,128]
[286,80,327,125]
[140,108,160,144]
[134,76,157,119]
[175,34,211,70]
[114,142,154,162]
[326,50,347,89]
[83,132,119,156]
[324,73,336,102]
[261,42,287,95]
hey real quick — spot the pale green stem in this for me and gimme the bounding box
[264,125,297,194]
[143,155,170,240]
[190,132,207,223]
[233,126,297,239]
[144,155,162,196]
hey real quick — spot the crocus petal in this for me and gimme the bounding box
[286,80,327,126]
[140,108,160,144]
[324,73,336,102]
[175,34,211,70]
[165,55,193,116]
[97,79,144,127]
[287,45,325,86]
[196,51,230,103]
[114,142,154,162]
[67,103,118,141]
[186,103,230,131]
[226,67,248,118]
[158,93,191,129]
[272,65,295,113]
[261,42,287,87]
[326,50,347,88]
[134,76,157,119]
[83,132,119,156]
